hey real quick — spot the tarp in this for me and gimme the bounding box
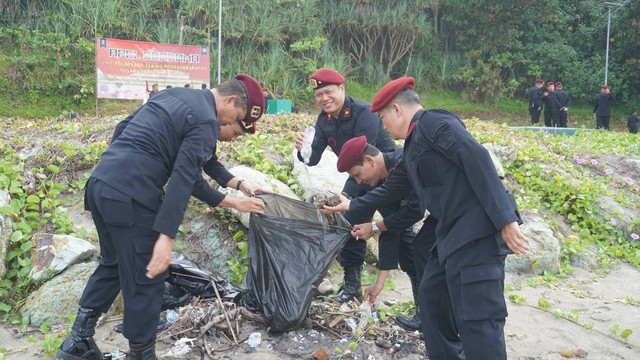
[244,194,352,332]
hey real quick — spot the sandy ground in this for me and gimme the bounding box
[1,264,639,359]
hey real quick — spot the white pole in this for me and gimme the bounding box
[605,6,612,85]
[217,0,222,84]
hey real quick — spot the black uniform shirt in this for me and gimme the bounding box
[542,92,558,114]
[527,86,542,109]
[594,93,616,116]
[92,88,232,238]
[297,96,397,197]
[554,90,572,109]
[350,109,521,262]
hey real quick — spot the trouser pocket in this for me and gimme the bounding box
[460,263,507,321]
[99,185,134,227]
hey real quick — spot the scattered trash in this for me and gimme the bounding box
[166,309,179,323]
[560,346,588,358]
[246,332,262,348]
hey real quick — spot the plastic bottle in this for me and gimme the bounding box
[300,126,315,164]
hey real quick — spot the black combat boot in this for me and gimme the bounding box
[56,308,105,360]
[330,266,363,303]
[395,272,422,331]
[128,339,156,360]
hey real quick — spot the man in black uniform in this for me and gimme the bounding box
[628,111,639,134]
[527,79,544,125]
[327,77,530,359]
[330,136,423,330]
[594,85,616,130]
[148,83,159,98]
[541,81,557,127]
[56,74,268,360]
[294,68,397,303]
[554,81,571,128]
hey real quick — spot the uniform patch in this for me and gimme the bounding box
[310,79,318,88]
[327,114,333,123]
[328,137,337,148]
[436,131,456,151]
[343,108,351,119]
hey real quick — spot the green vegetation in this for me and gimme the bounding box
[1,1,639,117]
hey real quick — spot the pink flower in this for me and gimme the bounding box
[610,218,617,225]
[572,180,579,187]
[625,177,633,184]
[632,233,640,241]
[605,168,613,176]
[591,159,599,165]
[610,238,614,245]
[613,182,619,187]
[577,158,585,164]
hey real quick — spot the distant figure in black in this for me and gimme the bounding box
[148,84,159,99]
[554,81,571,128]
[628,111,639,134]
[594,85,615,130]
[201,83,207,89]
[541,82,557,127]
[527,79,544,125]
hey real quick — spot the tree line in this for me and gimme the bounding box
[0,0,638,108]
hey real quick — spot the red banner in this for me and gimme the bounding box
[96,38,210,100]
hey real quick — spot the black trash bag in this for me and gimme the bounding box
[244,193,352,332]
[161,252,243,310]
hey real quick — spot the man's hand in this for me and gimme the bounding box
[351,222,373,240]
[234,197,266,213]
[146,233,173,279]
[364,270,389,309]
[501,222,530,255]
[240,181,273,197]
[320,192,350,214]
[294,132,304,151]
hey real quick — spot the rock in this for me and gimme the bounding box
[29,233,98,281]
[505,216,560,274]
[365,237,379,265]
[597,195,639,238]
[218,165,299,227]
[483,143,517,166]
[482,144,505,178]
[201,227,233,280]
[0,190,13,279]
[292,149,348,200]
[21,261,98,326]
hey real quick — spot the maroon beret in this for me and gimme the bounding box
[309,68,345,89]
[547,81,555,86]
[555,81,562,87]
[370,77,415,113]
[235,74,265,134]
[337,135,367,173]
[536,79,544,84]
[601,85,609,90]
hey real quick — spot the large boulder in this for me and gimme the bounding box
[29,233,98,281]
[292,149,349,200]
[0,190,13,279]
[218,165,299,228]
[505,216,560,274]
[21,261,98,326]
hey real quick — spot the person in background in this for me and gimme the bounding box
[628,110,639,134]
[201,83,207,89]
[56,74,268,360]
[148,84,159,99]
[594,85,616,130]
[554,81,571,128]
[541,81,557,127]
[184,83,191,88]
[294,68,397,303]
[527,79,544,125]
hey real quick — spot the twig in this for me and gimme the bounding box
[210,280,238,345]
